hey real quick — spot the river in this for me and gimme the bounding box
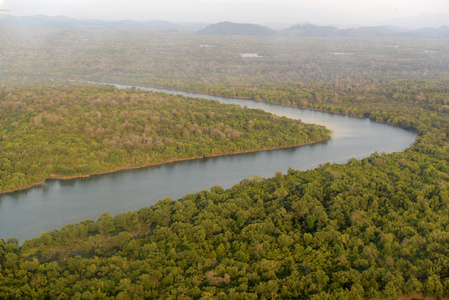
[0,84,417,243]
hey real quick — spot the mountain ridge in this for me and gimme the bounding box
[197,21,276,36]
[0,15,208,31]
[1,15,449,38]
[282,23,449,38]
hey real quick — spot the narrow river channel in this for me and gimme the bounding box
[0,84,417,243]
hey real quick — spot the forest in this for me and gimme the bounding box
[0,27,448,299]
[0,80,330,193]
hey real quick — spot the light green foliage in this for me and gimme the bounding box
[0,81,330,193]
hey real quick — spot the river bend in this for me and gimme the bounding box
[0,84,417,242]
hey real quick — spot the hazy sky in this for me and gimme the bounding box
[1,0,449,27]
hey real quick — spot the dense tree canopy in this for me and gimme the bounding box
[0,145,448,298]
[0,27,448,299]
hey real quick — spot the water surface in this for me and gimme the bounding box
[0,85,417,242]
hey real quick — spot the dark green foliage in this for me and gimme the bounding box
[0,144,447,299]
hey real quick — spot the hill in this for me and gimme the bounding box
[197,21,277,36]
[386,13,449,30]
[2,15,449,38]
[283,23,449,38]
[412,26,449,38]
[0,15,207,31]
[283,23,343,37]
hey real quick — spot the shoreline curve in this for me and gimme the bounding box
[1,137,330,196]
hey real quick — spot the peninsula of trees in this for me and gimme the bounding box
[0,81,331,193]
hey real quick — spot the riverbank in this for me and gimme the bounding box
[0,181,47,196]
[1,137,329,195]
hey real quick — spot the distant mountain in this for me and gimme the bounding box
[283,23,383,37]
[2,15,449,39]
[197,21,276,36]
[357,26,403,36]
[411,26,449,38]
[0,15,208,31]
[283,23,340,37]
[283,23,449,38]
[386,13,449,30]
